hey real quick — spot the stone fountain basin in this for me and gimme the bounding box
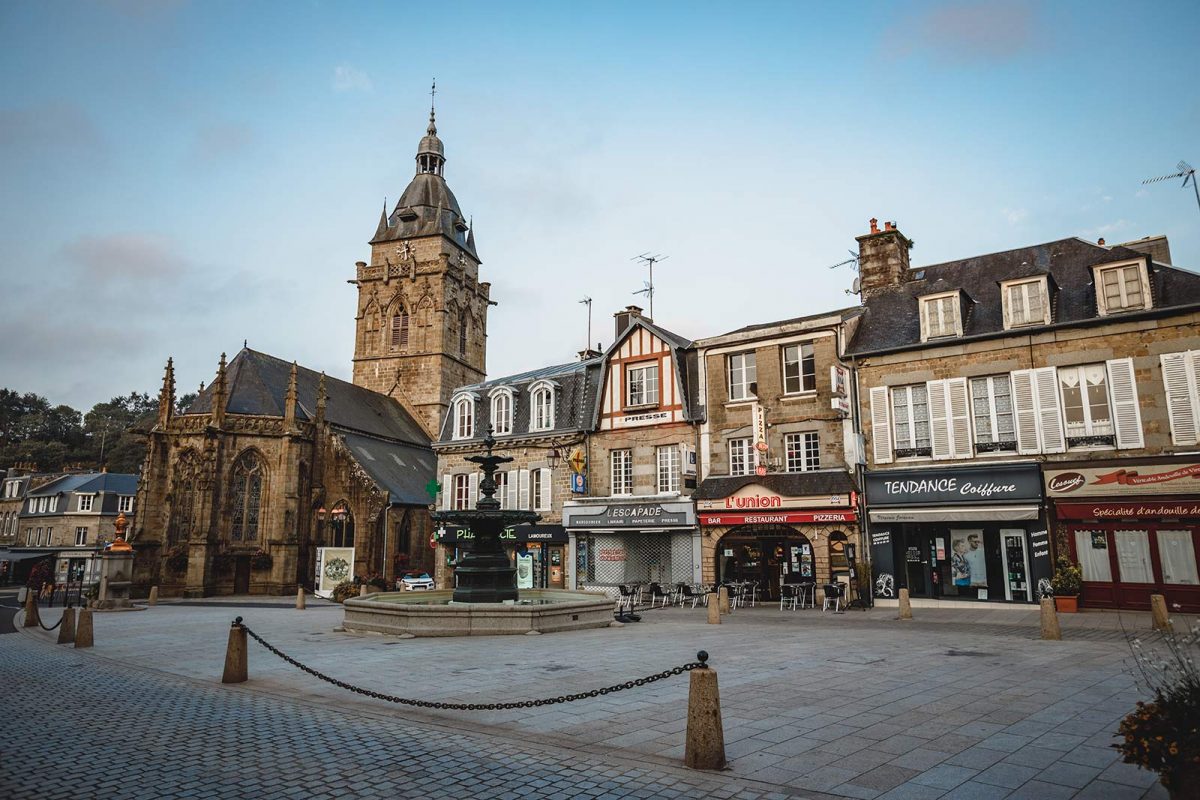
[342,589,616,637]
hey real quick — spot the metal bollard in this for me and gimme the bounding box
[707,593,720,625]
[898,588,913,620]
[684,651,726,770]
[1040,597,1062,641]
[222,617,248,684]
[23,591,41,628]
[296,587,306,610]
[1150,594,1172,632]
[57,607,77,645]
[75,608,94,648]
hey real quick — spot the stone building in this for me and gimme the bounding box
[693,308,863,604]
[1,466,73,583]
[562,307,703,592]
[432,355,602,590]
[130,105,487,596]
[847,219,1200,611]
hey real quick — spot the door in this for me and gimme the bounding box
[904,535,928,597]
[234,557,251,594]
[1000,530,1031,602]
[548,546,564,588]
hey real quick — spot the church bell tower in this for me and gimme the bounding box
[351,92,490,436]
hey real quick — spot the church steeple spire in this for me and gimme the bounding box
[416,79,445,177]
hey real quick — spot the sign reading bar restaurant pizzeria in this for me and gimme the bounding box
[695,483,853,512]
[699,510,858,526]
[865,464,1041,507]
[1044,461,1200,498]
[563,501,695,529]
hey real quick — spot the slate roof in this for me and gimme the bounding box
[188,348,430,447]
[339,432,437,506]
[29,473,138,497]
[436,358,604,444]
[846,237,1200,355]
[714,306,861,339]
[693,471,858,500]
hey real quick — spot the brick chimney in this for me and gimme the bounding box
[855,218,913,297]
[613,305,644,339]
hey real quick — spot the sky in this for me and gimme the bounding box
[1,0,1198,411]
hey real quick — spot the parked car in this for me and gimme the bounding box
[398,572,434,591]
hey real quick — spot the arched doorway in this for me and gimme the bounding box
[715,525,813,601]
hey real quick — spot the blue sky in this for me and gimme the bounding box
[1,0,1197,410]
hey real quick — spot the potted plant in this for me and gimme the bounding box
[1051,556,1082,612]
[249,549,273,570]
[1116,625,1200,797]
[332,580,357,604]
[165,545,189,574]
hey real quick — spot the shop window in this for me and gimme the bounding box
[891,385,931,458]
[611,450,632,495]
[728,352,756,401]
[1114,530,1153,584]
[656,445,680,493]
[970,376,1016,453]
[784,432,820,472]
[728,438,752,476]
[626,362,659,407]
[1156,531,1199,585]
[782,343,815,394]
[1058,364,1114,447]
[1074,530,1113,582]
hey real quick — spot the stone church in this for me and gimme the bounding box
[131,105,490,596]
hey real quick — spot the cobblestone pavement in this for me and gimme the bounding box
[3,600,1183,799]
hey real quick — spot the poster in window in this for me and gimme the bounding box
[1091,531,1107,549]
[516,553,534,589]
[950,532,988,588]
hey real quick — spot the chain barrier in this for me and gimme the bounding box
[32,597,63,631]
[235,618,707,711]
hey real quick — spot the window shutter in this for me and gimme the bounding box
[1161,351,1200,446]
[869,386,892,464]
[1105,358,1144,449]
[927,380,951,459]
[507,471,519,510]
[946,377,972,457]
[441,473,451,510]
[1033,366,1066,454]
[518,469,530,510]
[468,472,478,508]
[539,468,552,511]
[1011,370,1040,454]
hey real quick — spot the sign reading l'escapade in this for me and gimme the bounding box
[865,464,1042,507]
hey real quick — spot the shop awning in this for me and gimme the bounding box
[0,549,51,563]
[869,505,1040,523]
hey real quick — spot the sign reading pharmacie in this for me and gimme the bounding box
[864,463,1042,507]
[563,500,696,529]
[1044,460,1200,498]
[695,483,854,512]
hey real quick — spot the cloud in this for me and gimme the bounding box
[191,122,255,163]
[0,104,107,160]
[1002,207,1028,224]
[332,64,373,93]
[60,234,186,283]
[882,2,1036,64]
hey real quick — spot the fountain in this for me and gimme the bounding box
[342,429,615,636]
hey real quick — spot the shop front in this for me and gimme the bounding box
[435,524,569,590]
[562,499,698,591]
[1046,459,1200,612]
[865,463,1048,605]
[694,474,860,603]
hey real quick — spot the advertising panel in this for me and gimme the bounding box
[315,547,355,598]
[1044,461,1200,498]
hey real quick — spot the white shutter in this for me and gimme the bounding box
[441,473,451,510]
[518,469,530,510]
[1034,366,1066,454]
[507,471,519,510]
[869,386,893,464]
[1106,358,1144,450]
[927,380,951,459]
[542,468,552,510]
[1161,352,1200,446]
[468,472,478,508]
[1011,370,1041,454]
[947,377,972,457]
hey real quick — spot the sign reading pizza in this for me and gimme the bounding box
[1045,461,1200,498]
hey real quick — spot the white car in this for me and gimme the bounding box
[399,572,434,591]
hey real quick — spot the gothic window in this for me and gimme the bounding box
[390,309,410,350]
[230,451,265,542]
[459,311,469,356]
[325,501,354,547]
[168,450,199,545]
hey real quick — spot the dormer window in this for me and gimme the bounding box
[452,395,475,440]
[920,292,962,341]
[489,388,513,435]
[625,362,659,408]
[529,380,557,431]
[1096,261,1150,315]
[1002,278,1050,328]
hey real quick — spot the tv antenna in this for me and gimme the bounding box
[631,253,668,320]
[579,296,592,352]
[1143,160,1199,214]
[827,249,861,271]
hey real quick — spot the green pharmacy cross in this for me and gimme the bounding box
[425,478,442,500]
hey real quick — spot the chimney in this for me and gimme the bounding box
[578,347,602,361]
[1115,235,1172,265]
[856,217,913,298]
[613,305,644,339]
[1097,238,1106,246]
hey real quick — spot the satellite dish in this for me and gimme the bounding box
[851,276,861,294]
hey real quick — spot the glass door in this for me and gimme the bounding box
[1000,530,1031,602]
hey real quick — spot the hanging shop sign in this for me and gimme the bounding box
[699,510,857,526]
[563,501,695,529]
[1056,501,1200,520]
[1044,461,1200,498]
[570,472,587,494]
[695,483,853,511]
[830,364,850,397]
[865,464,1042,507]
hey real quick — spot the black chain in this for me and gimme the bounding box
[236,618,707,711]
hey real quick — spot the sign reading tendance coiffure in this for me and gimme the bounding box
[865,464,1042,506]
